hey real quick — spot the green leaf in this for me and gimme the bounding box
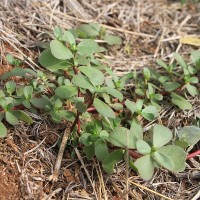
[136,99,143,111]
[83,144,95,160]
[77,39,100,55]
[136,140,151,155]
[77,24,100,37]
[56,110,76,122]
[153,151,174,170]
[142,106,158,121]
[125,100,137,114]
[104,34,122,45]
[189,77,198,84]
[6,54,15,65]
[0,122,7,137]
[154,94,163,101]
[80,133,92,146]
[163,82,181,92]
[62,31,76,45]
[74,55,90,65]
[95,140,109,161]
[50,40,73,60]
[109,103,123,111]
[79,66,104,86]
[159,76,170,84]
[156,59,168,70]
[153,124,172,148]
[5,111,19,125]
[186,84,199,97]
[23,86,33,100]
[93,98,115,118]
[102,149,123,174]
[6,81,16,95]
[39,49,70,71]
[178,126,200,146]
[55,85,77,99]
[174,140,189,148]
[99,130,109,139]
[188,65,197,74]
[171,92,192,110]
[134,155,154,180]
[18,111,33,124]
[73,98,87,113]
[30,97,51,109]
[102,87,123,101]
[190,50,200,63]
[174,53,187,68]
[157,145,186,172]
[130,119,143,140]
[54,26,63,39]
[1,67,27,80]
[143,67,151,80]
[23,100,31,109]
[108,127,137,148]
[72,74,94,92]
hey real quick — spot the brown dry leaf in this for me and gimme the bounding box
[180,37,200,47]
[63,169,76,182]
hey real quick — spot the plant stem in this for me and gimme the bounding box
[187,149,200,159]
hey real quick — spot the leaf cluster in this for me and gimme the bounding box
[1,24,200,180]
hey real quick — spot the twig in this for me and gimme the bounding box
[74,148,98,199]
[128,180,173,200]
[191,189,200,200]
[49,128,69,182]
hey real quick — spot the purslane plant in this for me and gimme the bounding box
[0,24,200,180]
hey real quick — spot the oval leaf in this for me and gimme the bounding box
[178,126,200,146]
[142,106,158,121]
[95,140,109,161]
[79,66,104,86]
[153,124,172,148]
[171,92,192,110]
[0,122,7,137]
[130,119,143,140]
[93,98,115,118]
[39,49,70,71]
[136,140,151,155]
[186,84,199,97]
[5,111,19,125]
[55,85,77,99]
[153,151,174,170]
[157,145,186,172]
[102,87,123,101]
[50,40,73,60]
[77,39,99,55]
[163,82,181,92]
[125,100,137,114]
[108,127,137,148]
[18,111,33,124]
[134,155,154,180]
[102,150,123,174]
[104,34,122,45]
[72,74,94,92]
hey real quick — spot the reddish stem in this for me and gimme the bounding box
[129,150,142,159]
[187,149,200,159]
[87,107,97,113]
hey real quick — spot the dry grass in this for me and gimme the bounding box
[0,0,200,199]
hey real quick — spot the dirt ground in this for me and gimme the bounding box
[0,0,200,199]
